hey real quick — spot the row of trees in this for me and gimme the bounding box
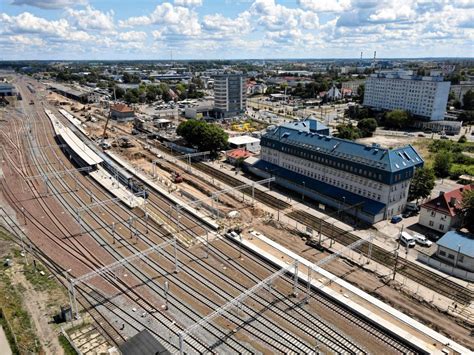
[114,83,174,104]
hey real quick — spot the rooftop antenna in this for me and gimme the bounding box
[360,51,363,60]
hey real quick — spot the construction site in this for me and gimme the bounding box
[0,76,473,355]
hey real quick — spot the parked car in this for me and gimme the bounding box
[391,215,403,224]
[400,232,416,247]
[417,133,426,137]
[426,232,441,242]
[402,209,418,218]
[412,233,433,247]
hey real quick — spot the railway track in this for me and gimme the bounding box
[1,80,434,354]
[29,105,376,351]
[131,135,292,211]
[19,101,325,353]
[287,209,474,305]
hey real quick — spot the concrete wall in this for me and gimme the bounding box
[418,252,474,281]
[436,245,474,272]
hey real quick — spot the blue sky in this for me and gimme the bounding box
[0,0,473,60]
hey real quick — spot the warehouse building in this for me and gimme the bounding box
[364,70,450,121]
[247,118,423,223]
[48,83,96,103]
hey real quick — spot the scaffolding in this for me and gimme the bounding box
[178,260,298,354]
[69,239,178,319]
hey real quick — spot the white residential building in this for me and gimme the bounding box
[363,70,450,121]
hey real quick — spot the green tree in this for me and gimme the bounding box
[408,167,435,202]
[357,84,365,103]
[459,110,474,124]
[461,189,474,232]
[336,123,360,140]
[357,118,377,137]
[458,135,467,143]
[433,151,453,178]
[384,110,412,129]
[124,90,138,104]
[463,90,474,110]
[177,120,228,153]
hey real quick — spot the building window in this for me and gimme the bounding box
[439,224,444,231]
[439,250,446,256]
[447,253,455,260]
[429,221,434,226]
[430,210,436,217]
[459,255,464,263]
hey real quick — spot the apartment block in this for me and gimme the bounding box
[363,70,450,121]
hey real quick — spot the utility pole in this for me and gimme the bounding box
[392,251,399,281]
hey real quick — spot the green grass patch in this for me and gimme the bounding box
[0,270,42,354]
[58,333,78,355]
[23,263,58,293]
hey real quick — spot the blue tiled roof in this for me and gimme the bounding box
[437,231,474,258]
[261,119,423,185]
[252,159,386,216]
[281,118,328,133]
[264,121,423,173]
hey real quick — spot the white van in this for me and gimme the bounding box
[400,231,416,248]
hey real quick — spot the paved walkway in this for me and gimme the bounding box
[0,326,12,355]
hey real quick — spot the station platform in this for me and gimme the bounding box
[45,109,103,166]
[225,231,471,355]
[89,166,144,209]
[105,151,218,230]
[58,108,88,135]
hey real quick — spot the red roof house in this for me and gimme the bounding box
[419,184,472,233]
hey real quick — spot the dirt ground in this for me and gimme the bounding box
[0,236,68,355]
[10,262,66,355]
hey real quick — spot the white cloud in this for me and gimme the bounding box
[118,31,147,42]
[298,0,351,13]
[9,34,45,46]
[2,0,474,59]
[0,12,91,42]
[202,11,252,37]
[151,29,164,39]
[174,0,202,6]
[11,0,87,9]
[67,6,115,31]
[250,0,320,31]
[119,3,201,36]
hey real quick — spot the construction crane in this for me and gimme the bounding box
[102,87,116,139]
